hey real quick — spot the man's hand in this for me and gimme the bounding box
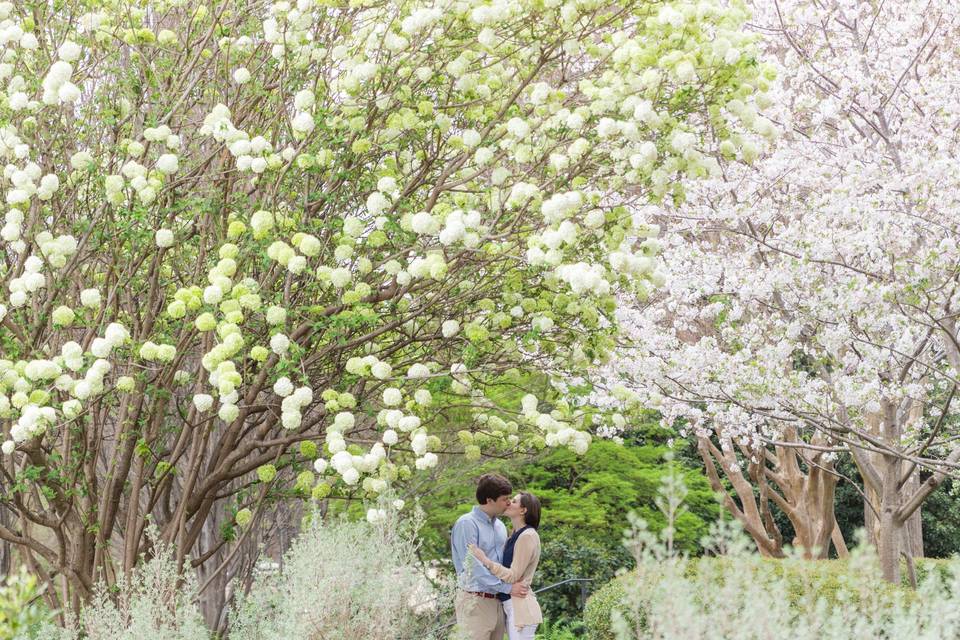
[510,582,529,598]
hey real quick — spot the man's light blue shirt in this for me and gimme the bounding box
[450,505,512,594]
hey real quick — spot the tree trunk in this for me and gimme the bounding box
[831,518,849,558]
[698,437,785,558]
[900,472,924,557]
[697,430,841,560]
[0,505,12,577]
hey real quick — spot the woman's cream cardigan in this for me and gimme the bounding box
[483,528,543,629]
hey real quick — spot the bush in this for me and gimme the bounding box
[583,574,631,640]
[31,511,451,640]
[534,621,584,640]
[584,521,960,640]
[37,541,208,640]
[230,511,446,640]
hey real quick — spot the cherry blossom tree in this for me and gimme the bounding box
[0,0,766,619]
[612,0,960,582]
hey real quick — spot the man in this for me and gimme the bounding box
[451,473,530,640]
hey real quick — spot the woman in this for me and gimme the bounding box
[468,492,542,640]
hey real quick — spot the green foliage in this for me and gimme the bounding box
[533,621,582,640]
[0,568,51,639]
[919,482,960,558]
[583,575,631,640]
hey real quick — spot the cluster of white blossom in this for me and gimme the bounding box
[608,1,960,482]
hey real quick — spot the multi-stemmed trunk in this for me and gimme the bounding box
[698,427,846,560]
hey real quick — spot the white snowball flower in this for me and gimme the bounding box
[58,41,82,62]
[411,211,436,235]
[203,285,223,305]
[441,320,460,338]
[334,411,355,431]
[507,117,530,139]
[156,154,179,174]
[8,92,27,110]
[70,151,94,170]
[294,89,315,110]
[80,288,101,308]
[462,129,481,147]
[193,394,214,412]
[377,176,397,193]
[233,67,251,84]
[281,411,301,429]
[219,403,240,422]
[366,191,389,215]
[407,363,430,379]
[342,467,360,485]
[293,386,313,406]
[383,429,398,445]
[266,306,286,325]
[273,377,294,397]
[366,508,387,524]
[382,388,402,406]
[371,361,392,380]
[398,416,422,432]
[287,255,306,274]
[58,82,81,103]
[291,112,315,134]
[155,228,174,248]
[270,333,290,355]
[521,394,538,413]
[415,452,439,469]
[89,338,112,358]
[330,268,351,288]
[1,440,13,455]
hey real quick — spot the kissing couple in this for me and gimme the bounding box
[450,473,543,640]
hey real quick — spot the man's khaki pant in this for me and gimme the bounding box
[454,591,505,640]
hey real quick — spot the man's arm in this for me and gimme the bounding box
[450,518,468,574]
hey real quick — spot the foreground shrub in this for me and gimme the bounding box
[31,512,446,640]
[230,511,444,640]
[585,517,960,640]
[37,542,208,640]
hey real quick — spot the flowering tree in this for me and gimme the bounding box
[613,0,960,581]
[0,0,764,619]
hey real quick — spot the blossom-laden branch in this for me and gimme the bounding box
[0,0,765,614]
[608,0,960,582]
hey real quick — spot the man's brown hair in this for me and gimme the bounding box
[476,473,513,505]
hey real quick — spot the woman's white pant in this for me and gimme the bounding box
[503,599,538,640]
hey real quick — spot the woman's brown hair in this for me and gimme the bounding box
[519,492,541,529]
